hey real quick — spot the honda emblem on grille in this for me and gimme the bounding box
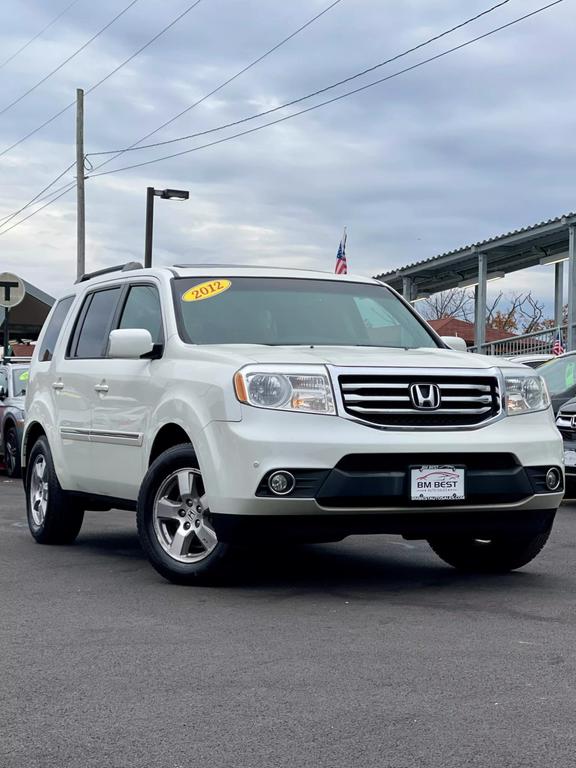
[410,383,441,410]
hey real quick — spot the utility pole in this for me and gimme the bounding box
[76,88,85,281]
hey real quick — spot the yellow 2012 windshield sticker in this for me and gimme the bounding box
[19,370,29,382]
[182,279,231,302]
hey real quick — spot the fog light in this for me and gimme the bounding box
[268,471,296,496]
[545,468,562,491]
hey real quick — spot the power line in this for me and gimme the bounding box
[0,0,84,71]
[89,0,511,160]
[0,0,142,117]
[0,0,208,159]
[0,0,340,230]
[89,0,564,179]
[0,161,76,227]
[89,0,345,171]
[0,0,564,236]
[0,183,76,237]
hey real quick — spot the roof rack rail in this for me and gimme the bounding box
[76,262,143,284]
[1,356,32,364]
[172,264,331,273]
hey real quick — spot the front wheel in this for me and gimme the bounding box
[137,445,231,584]
[428,521,553,573]
[5,427,21,478]
[26,436,84,544]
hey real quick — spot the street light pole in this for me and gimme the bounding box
[143,187,189,268]
[144,186,155,269]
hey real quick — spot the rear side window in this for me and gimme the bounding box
[71,288,122,359]
[118,285,163,344]
[38,296,74,362]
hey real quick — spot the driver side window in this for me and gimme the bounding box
[117,285,163,344]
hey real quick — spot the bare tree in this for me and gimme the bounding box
[420,288,474,322]
[421,288,551,337]
[486,291,547,334]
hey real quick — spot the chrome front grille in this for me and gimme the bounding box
[556,413,576,440]
[338,370,502,428]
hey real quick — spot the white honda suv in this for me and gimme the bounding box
[23,263,563,584]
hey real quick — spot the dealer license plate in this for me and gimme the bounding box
[564,450,576,468]
[411,466,465,501]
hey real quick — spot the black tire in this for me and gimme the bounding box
[4,426,21,478]
[25,436,84,545]
[428,520,553,573]
[137,444,232,585]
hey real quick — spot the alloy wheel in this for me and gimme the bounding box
[6,435,17,474]
[30,455,49,527]
[152,468,218,564]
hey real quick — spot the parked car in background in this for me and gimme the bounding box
[504,354,555,369]
[0,358,30,477]
[538,352,576,413]
[555,398,576,495]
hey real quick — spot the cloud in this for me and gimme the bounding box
[0,0,573,315]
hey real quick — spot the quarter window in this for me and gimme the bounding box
[72,288,122,359]
[38,296,74,362]
[118,285,163,344]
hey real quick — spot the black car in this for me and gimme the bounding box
[538,352,576,414]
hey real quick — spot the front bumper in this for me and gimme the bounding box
[561,437,576,478]
[198,407,564,522]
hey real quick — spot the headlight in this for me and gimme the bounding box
[504,374,550,415]
[234,367,335,414]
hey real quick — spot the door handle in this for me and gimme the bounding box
[51,381,64,391]
[94,383,109,393]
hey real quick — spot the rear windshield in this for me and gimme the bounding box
[172,277,438,349]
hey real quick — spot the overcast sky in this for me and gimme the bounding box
[0,0,574,308]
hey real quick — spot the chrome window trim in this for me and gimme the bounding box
[327,365,505,432]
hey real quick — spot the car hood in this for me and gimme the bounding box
[191,345,525,371]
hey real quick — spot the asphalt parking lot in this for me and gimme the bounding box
[1,477,576,768]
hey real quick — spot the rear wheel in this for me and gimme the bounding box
[137,445,231,584]
[25,436,84,544]
[428,521,553,572]
[5,426,21,478]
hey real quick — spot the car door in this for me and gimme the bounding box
[53,287,123,492]
[89,282,166,500]
[0,366,8,458]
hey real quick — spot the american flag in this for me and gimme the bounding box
[552,330,565,356]
[335,229,347,275]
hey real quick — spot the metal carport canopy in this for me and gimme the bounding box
[0,279,54,341]
[374,212,576,351]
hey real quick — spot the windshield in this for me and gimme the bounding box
[539,355,576,396]
[11,366,29,397]
[172,277,439,348]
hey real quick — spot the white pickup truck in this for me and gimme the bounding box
[22,263,563,583]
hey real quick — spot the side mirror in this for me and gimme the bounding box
[441,335,468,352]
[0,386,6,400]
[108,329,154,359]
